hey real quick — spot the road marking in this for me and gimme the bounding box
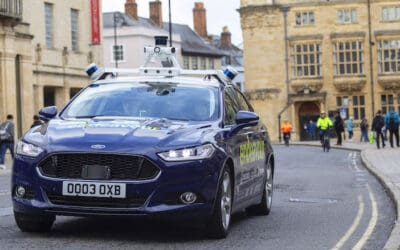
[0,191,11,196]
[352,185,378,250]
[0,207,13,217]
[331,195,364,250]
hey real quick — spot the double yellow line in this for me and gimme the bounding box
[332,185,378,250]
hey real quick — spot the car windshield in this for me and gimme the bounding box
[61,82,220,122]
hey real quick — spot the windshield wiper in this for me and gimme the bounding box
[163,117,190,122]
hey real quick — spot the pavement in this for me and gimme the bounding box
[0,142,399,249]
[289,139,400,250]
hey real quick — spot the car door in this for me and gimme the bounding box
[230,88,266,199]
[223,87,255,205]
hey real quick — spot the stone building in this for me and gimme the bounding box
[240,0,400,141]
[0,0,103,137]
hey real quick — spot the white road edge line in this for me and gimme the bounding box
[331,195,364,250]
[352,185,378,250]
[0,207,13,217]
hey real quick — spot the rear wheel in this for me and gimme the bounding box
[206,167,232,239]
[246,160,273,215]
[14,211,55,232]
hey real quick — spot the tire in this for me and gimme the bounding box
[246,160,273,216]
[206,167,232,239]
[14,211,55,232]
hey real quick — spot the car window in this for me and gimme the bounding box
[233,89,253,112]
[61,82,220,122]
[224,89,239,125]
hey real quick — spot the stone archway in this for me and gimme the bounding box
[298,102,320,141]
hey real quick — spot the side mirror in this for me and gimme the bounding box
[235,111,259,125]
[230,111,259,135]
[39,106,58,121]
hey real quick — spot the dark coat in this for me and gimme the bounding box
[372,115,385,132]
[334,116,344,132]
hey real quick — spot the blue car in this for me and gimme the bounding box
[12,40,274,238]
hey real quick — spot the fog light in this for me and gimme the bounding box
[180,192,197,204]
[15,186,26,198]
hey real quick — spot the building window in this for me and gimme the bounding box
[336,96,349,119]
[382,6,400,21]
[352,96,365,120]
[44,3,53,49]
[295,11,314,26]
[112,45,124,62]
[381,94,394,114]
[44,87,56,107]
[183,56,189,69]
[200,57,206,69]
[333,41,364,75]
[71,9,79,52]
[378,39,400,73]
[337,9,357,23]
[208,58,214,69]
[291,43,322,78]
[192,56,198,70]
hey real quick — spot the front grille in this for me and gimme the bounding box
[46,192,147,208]
[39,153,160,180]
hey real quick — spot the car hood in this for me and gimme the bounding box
[24,118,216,154]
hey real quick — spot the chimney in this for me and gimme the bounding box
[149,0,163,28]
[125,0,138,20]
[221,26,232,49]
[193,2,207,38]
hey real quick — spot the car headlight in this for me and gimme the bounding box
[16,141,44,157]
[157,144,215,162]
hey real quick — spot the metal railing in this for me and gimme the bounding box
[0,0,22,19]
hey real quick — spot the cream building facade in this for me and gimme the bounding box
[240,0,400,141]
[0,0,103,137]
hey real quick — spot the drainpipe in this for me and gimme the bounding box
[282,6,290,105]
[278,6,291,142]
[367,0,375,117]
[278,103,292,142]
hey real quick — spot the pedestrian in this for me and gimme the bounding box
[317,111,333,144]
[31,115,43,128]
[384,108,400,148]
[0,114,15,170]
[306,120,316,141]
[372,110,385,149]
[346,117,354,141]
[360,117,369,142]
[382,111,388,141]
[281,119,293,146]
[334,112,344,145]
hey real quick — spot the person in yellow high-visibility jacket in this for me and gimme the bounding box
[317,111,333,143]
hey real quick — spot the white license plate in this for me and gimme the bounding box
[62,181,126,198]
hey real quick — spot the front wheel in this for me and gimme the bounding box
[14,211,55,232]
[206,167,232,239]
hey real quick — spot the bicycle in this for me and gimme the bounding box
[283,133,290,146]
[321,129,331,152]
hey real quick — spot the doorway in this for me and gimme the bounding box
[298,102,320,141]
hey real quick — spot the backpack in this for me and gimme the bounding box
[0,122,12,141]
[360,120,367,129]
[389,115,396,129]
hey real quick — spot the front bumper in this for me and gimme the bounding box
[12,152,224,218]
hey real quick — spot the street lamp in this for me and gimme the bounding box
[168,0,172,46]
[113,12,123,68]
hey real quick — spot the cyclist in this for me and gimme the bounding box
[317,111,333,149]
[281,119,293,146]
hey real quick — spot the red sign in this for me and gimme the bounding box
[91,0,101,45]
